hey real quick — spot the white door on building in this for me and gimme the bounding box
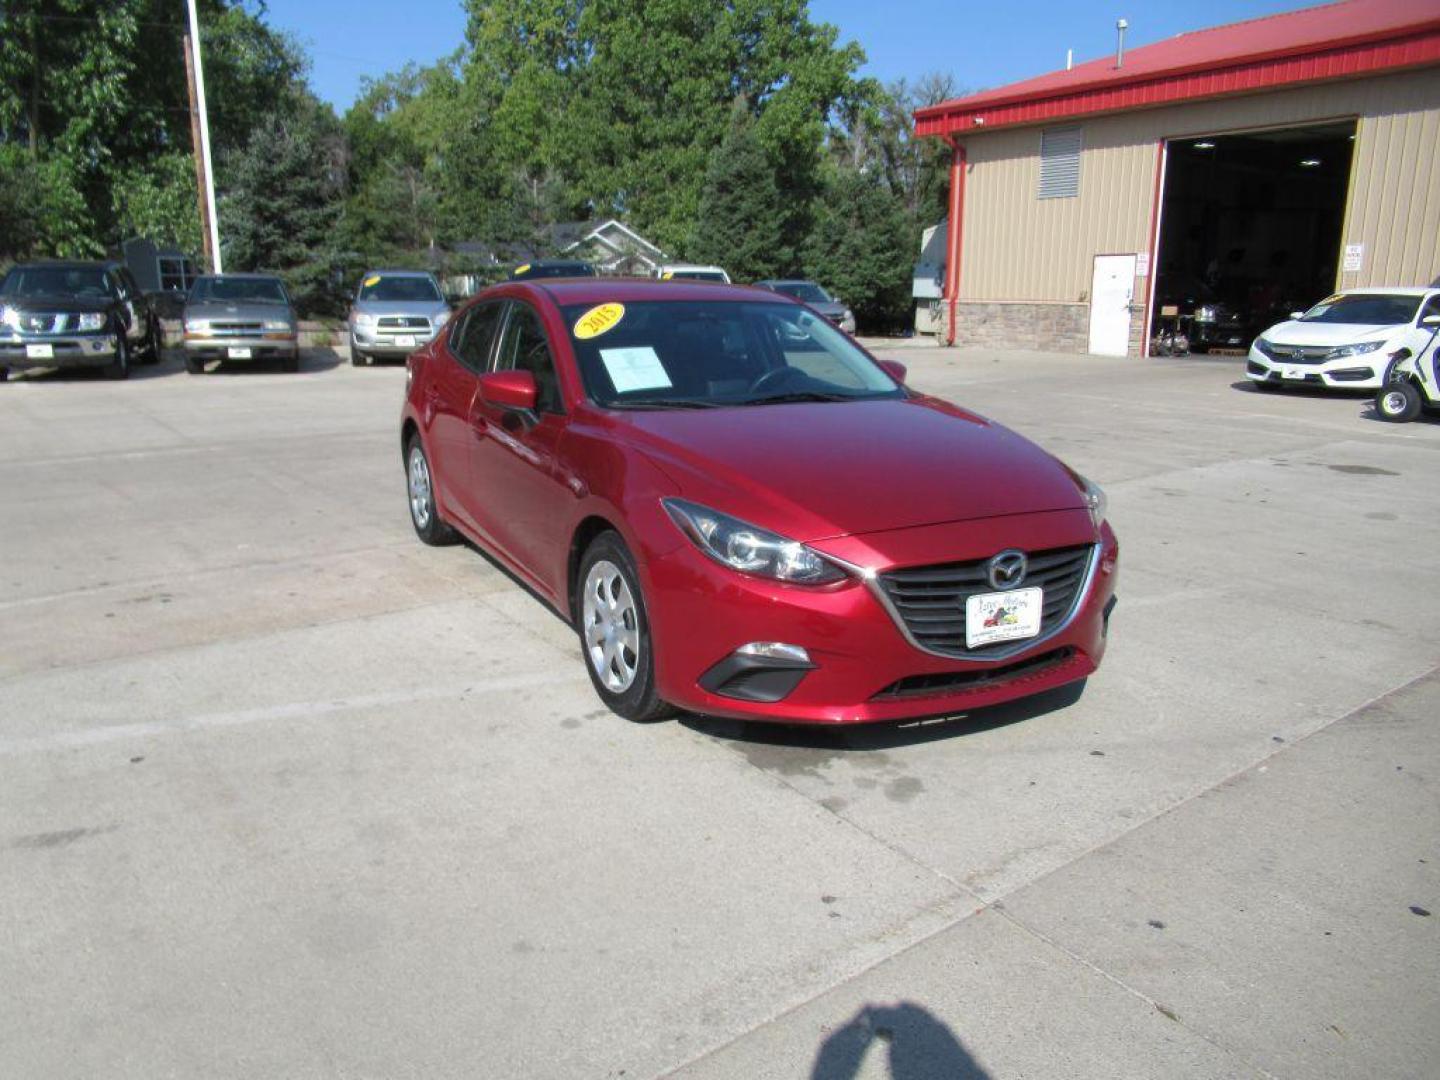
[1088,254,1135,356]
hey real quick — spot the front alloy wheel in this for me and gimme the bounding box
[576,533,674,722]
[1376,381,1422,423]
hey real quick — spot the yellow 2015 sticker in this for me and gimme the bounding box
[363,274,381,287]
[661,271,674,280]
[574,303,625,340]
[514,263,531,275]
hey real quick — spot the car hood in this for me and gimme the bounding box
[2,293,112,315]
[185,300,293,322]
[809,300,848,318]
[1261,320,1402,345]
[614,396,1087,542]
[352,300,449,319]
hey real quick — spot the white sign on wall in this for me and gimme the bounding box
[1343,244,1364,272]
[1135,251,1150,277]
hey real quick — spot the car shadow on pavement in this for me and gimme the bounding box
[1228,379,1371,399]
[810,1001,992,1080]
[682,680,1087,752]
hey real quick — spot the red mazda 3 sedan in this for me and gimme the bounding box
[399,279,1118,725]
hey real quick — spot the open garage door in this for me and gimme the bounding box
[1150,120,1356,355]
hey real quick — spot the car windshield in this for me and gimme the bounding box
[2,266,111,298]
[772,282,831,304]
[191,277,288,304]
[564,300,901,409]
[359,275,441,302]
[666,270,727,282]
[1299,293,1420,325]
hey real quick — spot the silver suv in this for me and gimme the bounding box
[347,270,451,366]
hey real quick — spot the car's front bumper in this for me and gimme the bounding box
[644,509,1118,725]
[183,334,298,361]
[1246,344,1387,389]
[351,326,438,356]
[0,333,120,369]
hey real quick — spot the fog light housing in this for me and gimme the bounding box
[736,642,811,663]
[1328,367,1374,382]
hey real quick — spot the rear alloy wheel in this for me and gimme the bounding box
[405,436,457,545]
[577,532,675,723]
[104,334,130,380]
[1376,381,1423,423]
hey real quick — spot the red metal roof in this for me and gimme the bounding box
[915,0,1440,137]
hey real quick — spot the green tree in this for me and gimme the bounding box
[690,104,789,280]
[803,166,915,331]
[220,99,346,313]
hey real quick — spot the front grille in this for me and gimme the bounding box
[871,648,1076,701]
[211,322,262,334]
[877,544,1093,658]
[1259,343,1330,364]
[378,316,430,330]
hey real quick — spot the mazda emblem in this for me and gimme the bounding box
[987,550,1028,591]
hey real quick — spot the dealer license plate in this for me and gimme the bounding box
[228,347,252,359]
[965,587,1043,649]
[395,334,417,347]
[1280,366,1307,380]
[25,343,54,359]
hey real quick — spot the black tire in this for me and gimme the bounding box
[0,367,9,382]
[185,356,204,375]
[104,335,130,380]
[350,342,367,366]
[1376,381,1423,423]
[404,435,458,546]
[575,531,676,723]
[143,323,162,363]
[281,352,299,373]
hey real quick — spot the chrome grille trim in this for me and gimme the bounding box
[846,543,1099,663]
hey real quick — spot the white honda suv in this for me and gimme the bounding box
[1247,287,1440,391]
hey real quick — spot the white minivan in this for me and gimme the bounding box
[1247,287,1440,391]
[655,264,731,284]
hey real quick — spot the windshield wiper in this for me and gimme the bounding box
[609,398,725,410]
[737,390,861,406]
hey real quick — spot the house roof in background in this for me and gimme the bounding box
[915,0,1440,137]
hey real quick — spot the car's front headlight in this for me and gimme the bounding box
[184,319,210,335]
[433,309,451,327]
[1065,471,1107,529]
[1,306,19,331]
[353,311,377,328]
[1326,340,1385,360]
[75,312,107,331]
[262,320,294,332]
[663,498,847,585]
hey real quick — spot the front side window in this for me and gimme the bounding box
[496,304,562,413]
[359,275,442,303]
[1299,293,1421,325]
[451,300,504,373]
[563,300,900,409]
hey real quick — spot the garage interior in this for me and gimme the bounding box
[1150,120,1356,353]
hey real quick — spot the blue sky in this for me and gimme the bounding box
[267,0,1320,113]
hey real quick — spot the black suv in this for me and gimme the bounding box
[0,261,160,381]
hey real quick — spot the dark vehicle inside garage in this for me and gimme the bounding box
[1151,120,1356,353]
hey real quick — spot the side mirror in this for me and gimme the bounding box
[479,369,538,411]
[1422,315,1440,327]
[1289,311,1305,320]
[878,359,908,384]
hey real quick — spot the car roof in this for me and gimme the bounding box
[12,260,113,270]
[522,278,788,305]
[1332,286,1434,297]
[757,279,819,287]
[363,269,435,278]
[194,273,284,281]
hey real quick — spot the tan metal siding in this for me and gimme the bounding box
[958,67,1440,301]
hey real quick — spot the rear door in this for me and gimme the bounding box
[467,300,572,598]
[428,299,504,536]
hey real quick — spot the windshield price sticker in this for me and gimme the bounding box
[600,346,672,393]
[363,275,381,287]
[574,303,625,340]
[514,264,531,275]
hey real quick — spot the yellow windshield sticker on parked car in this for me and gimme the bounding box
[574,303,625,340]
[661,271,674,280]
[363,275,381,287]
[515,264,531,275]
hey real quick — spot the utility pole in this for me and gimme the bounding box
[184,0,222,272]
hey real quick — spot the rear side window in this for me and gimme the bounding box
[496,304,562,413]
[451,301,504,373]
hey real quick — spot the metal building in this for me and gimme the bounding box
[914,0,1440,356]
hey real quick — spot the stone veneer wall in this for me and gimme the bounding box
[928,301,1146,357]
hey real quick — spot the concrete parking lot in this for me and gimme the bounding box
[2,345,1436,1079]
